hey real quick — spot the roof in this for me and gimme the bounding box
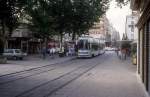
[12,28,32,38]
[131,41,137,44]
[117,40,132,44]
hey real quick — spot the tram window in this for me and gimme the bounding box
[78,40,90,50]
[78,40,84,49]
[92,43,98,50]
[85,40,89,49]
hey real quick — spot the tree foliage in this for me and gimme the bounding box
[23,0,55,39]
[0,0,117,54]
[22,0,109,45]
[0,0,24,34]
[0,0,21,54]
[70,0,109,40]
[115,0,130,7]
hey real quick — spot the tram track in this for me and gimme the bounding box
[0,55,107,97]
[0,59,75,78]
[45,63,100,97]
[14,57,102,97]
[0,59,77,85]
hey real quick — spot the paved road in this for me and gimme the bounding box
[0,55,75,75]
[0,51,149,97]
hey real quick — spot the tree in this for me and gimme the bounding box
[0,0,20,55]
[70,0,109,41]
[0,0,128,55]
[25,0,109,50]
[46,0,109,49]
[18,0,58,49]
[50,0,73,43]
[26,2,54,37]
[115,0,130,7]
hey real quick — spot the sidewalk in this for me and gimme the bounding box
[0,54,75,75]
[50,51,150,97]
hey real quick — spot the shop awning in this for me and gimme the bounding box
[117,40,132,44]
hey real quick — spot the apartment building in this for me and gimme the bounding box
[131,0,150,94]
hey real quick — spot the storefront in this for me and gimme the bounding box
[7,37,29,53]
[131,0,150,94]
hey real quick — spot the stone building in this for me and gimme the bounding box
[125,12,139,41]
[89,15,113,46]
[7,24,43,54]
[131,0,150,95]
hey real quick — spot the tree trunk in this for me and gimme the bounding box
[0,39,4,55]
[60,32,63,51]
[72,32,76,42]
[43,37,47,48]
[1,19,5,35]
[0,20,5,55]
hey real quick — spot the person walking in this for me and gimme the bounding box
[48,48,51,56]
[70,46,75,56]
[121,48,127,60]
[116,48,119,56]
[68,46,72,56]
[75,44,78,56]
[118,49,121,59]
[42,46,47,59]
[50,47,55,58]
[64,45,68,56]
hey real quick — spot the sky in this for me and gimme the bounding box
[106,0,131,39]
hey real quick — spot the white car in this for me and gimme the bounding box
[3,49,27,60]
[104,47,111,51]
[104,47,116,51]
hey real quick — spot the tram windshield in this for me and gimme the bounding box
[78,39,90,50]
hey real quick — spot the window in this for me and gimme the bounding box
[131,21,134,25]
[5,50,13,53]
[78,40,84,49]
[131,26,134,32]
[78,40,90,50]
[15,49,21,53]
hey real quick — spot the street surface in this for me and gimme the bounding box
[0,51,149,97]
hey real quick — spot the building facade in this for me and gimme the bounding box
[89,16,107,40]
[131,0,150,95]
[111,28,120,47]
[125,12,139,41]
[7,24,43,54]
[89,15,119,46]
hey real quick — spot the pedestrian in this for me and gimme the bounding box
[50,47,55,58]
[62,46,64,54]
[64,45,68,56]
[71,47,75,56]
[121,48,126,60]
[116,48,119,56]
[128,48,131,56]
[68,46,71,56]
[42,46,46,59]
[49,48,51,56]
[75,44,78,56]
[124,48,127,60]
[118,50,121,59]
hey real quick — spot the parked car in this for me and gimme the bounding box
[104,47,112,51]
[3,49,27,60]
[104,47,117,51]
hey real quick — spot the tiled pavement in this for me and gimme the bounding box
[0,54,75,75]
[0,51,149,97]
[50,51,150,97]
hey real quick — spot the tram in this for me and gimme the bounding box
[77,36,105,58]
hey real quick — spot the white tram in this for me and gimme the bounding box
[77,36,105,58]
